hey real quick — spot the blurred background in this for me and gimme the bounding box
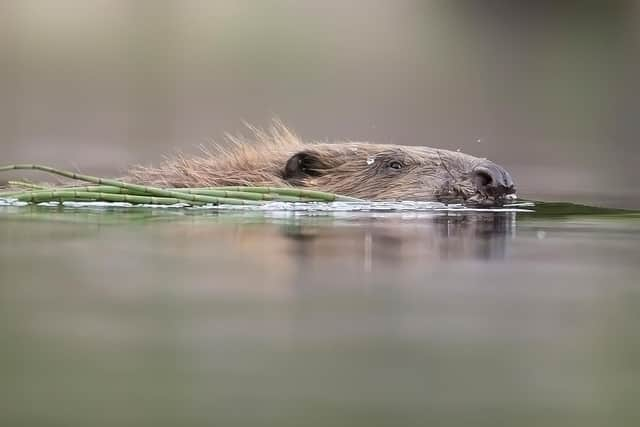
[1,0,639,207]
[2,3,640,426]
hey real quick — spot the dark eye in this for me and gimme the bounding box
[388,161,403,170]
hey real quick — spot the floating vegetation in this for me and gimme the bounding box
[516,201,639,219]
[0,163,363,207]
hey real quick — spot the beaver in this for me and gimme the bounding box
[128,122,516,205]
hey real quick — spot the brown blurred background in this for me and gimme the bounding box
[1,0,638,206]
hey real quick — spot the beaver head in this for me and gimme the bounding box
[128,123,516,205]
[282,143,516,205]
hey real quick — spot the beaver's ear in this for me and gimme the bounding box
[283,150,327,180]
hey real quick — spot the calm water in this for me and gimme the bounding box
[1,203,639,426]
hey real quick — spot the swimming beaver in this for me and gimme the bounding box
[128,123,516,205]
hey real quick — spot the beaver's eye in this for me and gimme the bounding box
[388,161,403,170]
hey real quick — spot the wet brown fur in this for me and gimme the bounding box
[127,122,489,202]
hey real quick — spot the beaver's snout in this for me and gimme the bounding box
[472,162,516,199]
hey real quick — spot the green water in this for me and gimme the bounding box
[1,203,639,426]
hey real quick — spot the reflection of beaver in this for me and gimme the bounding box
[128,123,516,204]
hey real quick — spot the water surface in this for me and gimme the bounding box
[1,203,639,426]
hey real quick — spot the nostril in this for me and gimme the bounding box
[472,162,517,198]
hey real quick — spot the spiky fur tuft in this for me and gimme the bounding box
[127,122,303,188]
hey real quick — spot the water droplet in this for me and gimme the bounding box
[476,138,483,143]
[456,148,461,152]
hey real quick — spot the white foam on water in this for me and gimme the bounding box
[0,197,535,212]
[210,201,533,212]
[0,198,28,207]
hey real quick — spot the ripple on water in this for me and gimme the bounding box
[0,197,534,212]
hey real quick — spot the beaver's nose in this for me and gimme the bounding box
[472,162,516,197]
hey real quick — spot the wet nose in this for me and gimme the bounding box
[472,162,516,197]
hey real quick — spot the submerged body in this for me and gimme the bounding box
[128,124,516,205]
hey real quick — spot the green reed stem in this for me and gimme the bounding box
[54,185,320,202]
[213,186,362,202]
[16,190,194,205]
[169,190,317,202]
[11,185,324,203]
[0,164,261,205]
[7,181,47,190]
[0,164,362,205]
[49,185,360,202]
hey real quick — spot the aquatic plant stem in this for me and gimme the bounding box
[36,185,324,202]
[7,181,47,190]
[16,190,195,205]
[0,164,261,205]
[0,164,363,205]
[214,186,363,202]
[40,185,361,202]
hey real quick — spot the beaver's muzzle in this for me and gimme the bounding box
[471,162,516,200]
